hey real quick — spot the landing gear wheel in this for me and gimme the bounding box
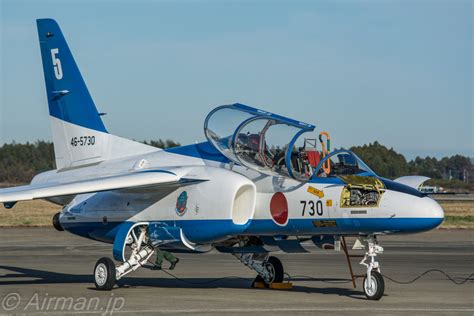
[363,271,384,300]
[263,256,284,287]
[94,257,116,291]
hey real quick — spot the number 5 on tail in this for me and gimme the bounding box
[50,48,63,80]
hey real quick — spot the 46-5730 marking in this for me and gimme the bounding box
[70,136,95,147]
[301,200,323,216]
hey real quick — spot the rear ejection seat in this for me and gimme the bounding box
[307,150,321,168]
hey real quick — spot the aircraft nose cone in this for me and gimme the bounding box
[431,198,444,219]
[421,197,444,230]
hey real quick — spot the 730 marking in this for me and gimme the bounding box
[301,200,323,216]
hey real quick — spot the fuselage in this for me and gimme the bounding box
[44,141,444,245]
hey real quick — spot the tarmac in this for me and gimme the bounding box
[0,228,473,315]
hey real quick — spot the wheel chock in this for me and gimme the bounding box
[252,281,266,288]
[270,282,293,289]
[252,282,293,289]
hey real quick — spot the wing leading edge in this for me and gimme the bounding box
[393,176,430,190]
[0,168,201,206]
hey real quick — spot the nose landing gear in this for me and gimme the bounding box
[341,235,385,300]
[360,235,385,300]
[363,270,385,300]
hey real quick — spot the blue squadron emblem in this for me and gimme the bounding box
[175,191,188,216]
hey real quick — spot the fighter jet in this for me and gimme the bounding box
[0,19,444,300]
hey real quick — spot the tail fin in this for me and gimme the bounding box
[37,19,156,169]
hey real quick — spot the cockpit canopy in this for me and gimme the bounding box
[204,103,316,181]
[311,149,376,179]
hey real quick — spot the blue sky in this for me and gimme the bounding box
[0,0,472,159]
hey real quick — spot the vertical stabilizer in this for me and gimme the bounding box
[37,19,157,169]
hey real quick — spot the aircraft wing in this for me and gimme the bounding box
[394,175,430,190]
[0,168,198,205]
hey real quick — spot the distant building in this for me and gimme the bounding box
[419,186,444,194]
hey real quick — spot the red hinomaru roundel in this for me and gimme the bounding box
[270,192,288,225]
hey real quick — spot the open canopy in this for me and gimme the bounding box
[204,103,316,180]
[311,149,377,179]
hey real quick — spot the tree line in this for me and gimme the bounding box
[0,140,179,184]
[0,140,471,190]
[350,141,472,190]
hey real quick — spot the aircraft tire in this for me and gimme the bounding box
[363,271,384,300]
[264,256,284,287]
[94,257,116,290]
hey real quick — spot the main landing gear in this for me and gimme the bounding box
[234,253,284,287]
[94,225,155,290]
[359,235,385,300]
[94,257,116,290]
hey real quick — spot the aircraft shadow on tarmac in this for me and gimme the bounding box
[0,265,366,299]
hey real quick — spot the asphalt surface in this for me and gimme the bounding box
[0,228,473,315]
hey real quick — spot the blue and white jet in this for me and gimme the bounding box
[0,19,444,300]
